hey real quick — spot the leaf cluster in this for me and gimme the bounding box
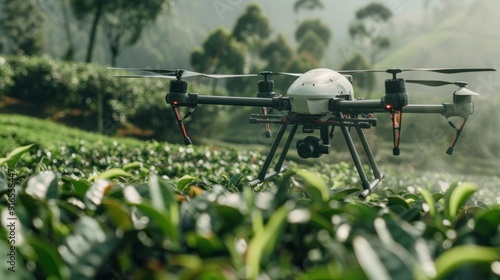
[0,144,499,279]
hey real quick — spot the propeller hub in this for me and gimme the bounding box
[175,69,186,80]
[260,71,273,81]
[386,68,402,80]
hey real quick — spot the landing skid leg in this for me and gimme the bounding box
[248,124,298,187]
[338,113,383,200]
[355,126,384,200]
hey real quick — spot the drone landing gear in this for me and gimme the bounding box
[336,113,384,200]
[172,105,196,145]
[248,124,298,187]
[248,113,384,199]
[446,116,469,155]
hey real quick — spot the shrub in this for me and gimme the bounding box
[2,55,222,142]
[0,56,14,97]
[1,144,499,279]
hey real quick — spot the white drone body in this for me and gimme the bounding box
[287,68,354,114]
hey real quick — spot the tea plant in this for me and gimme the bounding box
[1,144,499,280]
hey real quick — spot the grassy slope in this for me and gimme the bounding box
[0,114,147,151]
[1,113,498,204]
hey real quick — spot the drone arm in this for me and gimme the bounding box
[332,99,475,155]
[330,99,473,117]
[167,92,292,111]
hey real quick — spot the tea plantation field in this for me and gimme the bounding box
[1,114,499,279]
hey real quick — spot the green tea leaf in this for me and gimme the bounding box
[295,169,329,202]
[185,233,225,257]
[103,199,134,231]
[35,155,46,173]
[353,236,392,280]
[0,144,34,169]
[445,183,478,222]
[122,161,142,171]
[330,188,359,200]
[84,180,114,211]
[25,171,59,200]
[62,176,90,200]
[177,175,196,192]
[149,175,165,210]
[474,208,500,242]
[419,188,437,217]
[59,216,121,280]
[94,168,132,181]
[135,202,179,248]
[0,170,7,192]
[434,245,500,279]
[246,205,288,280]
[28,237,69,279]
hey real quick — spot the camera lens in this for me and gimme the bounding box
[297,141,315,159]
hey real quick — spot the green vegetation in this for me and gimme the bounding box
[0,55,222,142]
[1,116,500,279]
[1,1,499,278]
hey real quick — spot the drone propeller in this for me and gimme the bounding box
[406,80,481,96]
[338,67,496,75]
[109,67,258,79]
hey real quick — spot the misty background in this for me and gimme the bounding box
[1,0,499,176]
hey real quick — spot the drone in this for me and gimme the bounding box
[110,66,496,199]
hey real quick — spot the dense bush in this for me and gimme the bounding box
[0,55,222,142]
[1,144,500,279]
[0,57,14,96]
[0,114,261,183]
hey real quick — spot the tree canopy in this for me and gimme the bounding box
[70,0,167,64]
[232,3,271,44]
[0,0,45,55]
[294,0,324,13]
[348,2,393,64]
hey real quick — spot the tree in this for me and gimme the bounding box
[0,0,45,55]
[294,0,324,13]
[102,0,166,66]
[232,3,271,45]
[70,0,167,63]
[287,52,319,73]
[70,0,106,62]
[260,34,294,71]
[349,2,393,63]
[190,28,246,95]
[355,3,392,22]
[292,0,331,66]
[340,54,375,96]
[295,18,331,46]
[297,30,326,62]
[295,19,331,62]
[191,28,245,75]
[59,0,76,60]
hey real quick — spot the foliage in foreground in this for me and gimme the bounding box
[1,145,500,280]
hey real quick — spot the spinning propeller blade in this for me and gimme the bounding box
[273,72,302,77]
[401,68,496,74]
[108,67,176,75]
[338,67,496,75]
[406,80,481,95]
[406,80,462,87]
[108,67,257,79]
[114,74,175,79]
